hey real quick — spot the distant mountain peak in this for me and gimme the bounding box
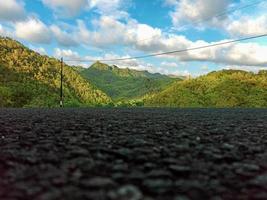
[80,62,178,100]
[90,61,110,70]
[89,62,173,78]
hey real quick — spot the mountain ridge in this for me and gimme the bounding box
[88,61,178,78]
[79,61,180,100]
[1,37,267,108]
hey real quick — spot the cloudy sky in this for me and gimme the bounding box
[0,0,267,76]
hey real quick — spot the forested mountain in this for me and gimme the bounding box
[79,61,179,100]
[0,37,111,107]
[1,37,267,108]
[144,70,267,108]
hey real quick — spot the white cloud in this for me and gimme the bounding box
[224,65,267,73]
[54,48,92,67]
[163,0,179,6]
[54,48,80,59]
[68,52,190,76]
[226,15,267,36]
[54,50,168,74]
[0,0,25,22]
[50,25,78,46]
[91,16,127,46]
[0,24,3,35]
[161,62,178,68]
[201,65,209,71]
[129,23,162,47]
[0,23,16,38]
[76,17,128,47]
[42,0,129,18]
[159,38,267,67]
[217,42,267,66]
[0,24,10,37]
[76,20,91,44]
[169,0,230,28]
[42,0,87,17]
[84,53,141,68]
[53,43,267,76]
[88,0,130,19]
[172,69,191,77]
[5,0,264,70]
[30,46,47,55]
[75,17,163,48]
[15,18,52,43]
[64,16,267,67]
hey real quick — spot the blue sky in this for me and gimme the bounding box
[0,0,267,76]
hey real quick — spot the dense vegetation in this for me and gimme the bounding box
[79,62,179,101]
[1,37,267,108]
[0,37,111,108]
[144,70,267,108]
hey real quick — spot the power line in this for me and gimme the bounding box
[65,33,267,63]
[66,0,263,63]
[204,0,263,21]
[134,0,263,44]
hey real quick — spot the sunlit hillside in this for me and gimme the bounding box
[0,37,112,107]
[145,70,267,108]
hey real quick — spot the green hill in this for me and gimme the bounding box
[0,37,112,108]
[144,70,267,108]
[79,61,179,101]
[2,37,266,108]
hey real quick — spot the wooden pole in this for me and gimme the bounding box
[60,57,63,107]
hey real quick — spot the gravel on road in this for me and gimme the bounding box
[1,108,267,200]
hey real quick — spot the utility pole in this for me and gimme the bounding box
[60,57,63,107]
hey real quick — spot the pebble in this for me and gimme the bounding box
[1,108,267,200]
[222,143,235,150]
[169,165,191,175]
[143,179,173,190]
[81,177,116,188]
[109,185,143,200]
[251,173,267,186]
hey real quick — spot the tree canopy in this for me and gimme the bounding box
[0,37,111,108]
[79,61,179,101]
[144,70,267,108]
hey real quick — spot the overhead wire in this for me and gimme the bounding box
[64,0,266,63]
[133,0,264,44]
[65,33,267,62]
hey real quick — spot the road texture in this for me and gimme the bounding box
[0,108,267,200]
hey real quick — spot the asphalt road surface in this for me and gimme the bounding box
[1,108,267,200]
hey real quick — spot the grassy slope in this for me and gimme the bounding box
[144,70,267,108]
[0,37,112,107]
[80,62,179,101]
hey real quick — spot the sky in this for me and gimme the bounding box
[0,0,267,77]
